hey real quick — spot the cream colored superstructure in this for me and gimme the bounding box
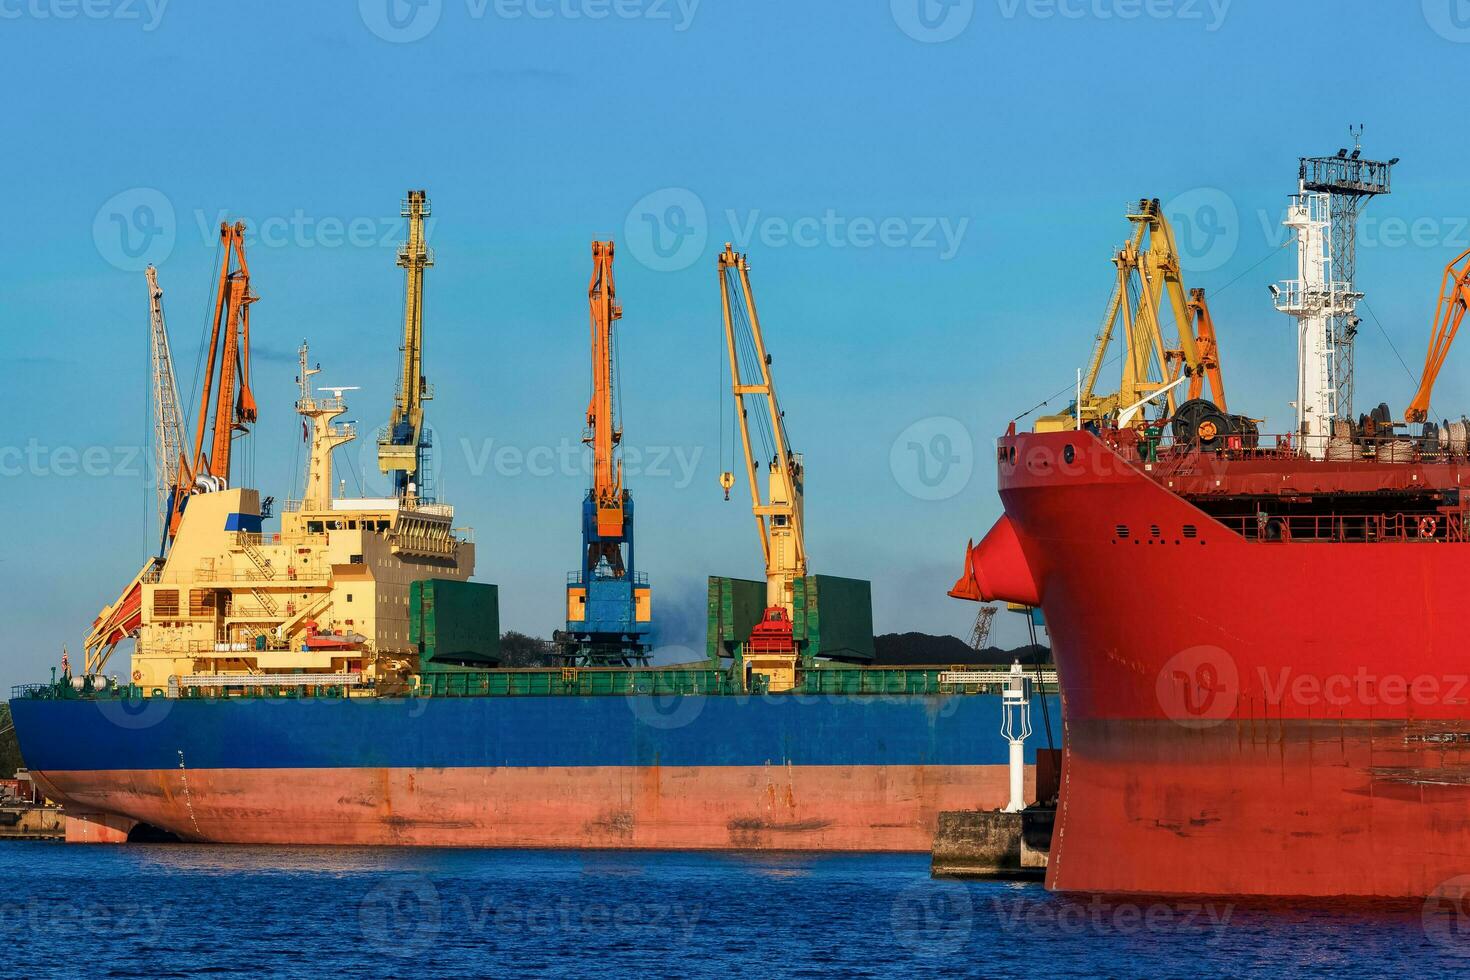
[92,359,472,694]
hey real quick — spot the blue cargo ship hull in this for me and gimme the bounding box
[9,692,1058,848]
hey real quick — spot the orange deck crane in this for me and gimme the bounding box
[1405,247,1470,423]
[167,221,257,536]
[1184,287,1226,407]
[88,221,257,672]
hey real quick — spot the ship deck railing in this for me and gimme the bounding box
[1210,510,1465,544]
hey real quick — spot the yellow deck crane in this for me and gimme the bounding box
[378,189,434,501]
[1037,199,1228,434]
[718,244,807,688]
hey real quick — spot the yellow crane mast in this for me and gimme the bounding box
[718,243,807,616]
[378,189,434,500]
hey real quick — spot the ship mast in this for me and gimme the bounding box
[1275,188,1354,456]
[296,342,358,511]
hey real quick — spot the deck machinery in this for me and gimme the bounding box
[558,241,653,666]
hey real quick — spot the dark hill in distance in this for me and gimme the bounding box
[873,632,1052,667]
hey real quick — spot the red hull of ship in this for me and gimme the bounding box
[966,429,1470,898]
[33,764,1027,851]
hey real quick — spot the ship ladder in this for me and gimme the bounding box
[242,540,275,580]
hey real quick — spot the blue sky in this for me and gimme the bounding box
[2,0,1469,684]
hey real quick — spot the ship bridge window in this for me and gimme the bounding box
[307,521,324,534]
[350,554,364,565]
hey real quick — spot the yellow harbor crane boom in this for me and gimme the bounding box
[718,244,807,614]
[378,189,434,499]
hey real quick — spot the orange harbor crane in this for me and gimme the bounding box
[557,240,652,666]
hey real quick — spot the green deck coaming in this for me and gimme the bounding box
[14,665,1053,702]
[411,579,501,670]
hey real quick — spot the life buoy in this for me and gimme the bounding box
[132,670,142,682]
[1419,516,1439,538]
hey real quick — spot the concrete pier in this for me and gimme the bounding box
[0,806,64,840]
[931,806,1054,879]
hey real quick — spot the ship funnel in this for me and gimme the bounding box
[947,515,1041,608]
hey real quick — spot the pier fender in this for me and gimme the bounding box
[947,516,1041,607]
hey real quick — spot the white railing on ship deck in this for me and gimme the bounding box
[168,673,364,697]
[939,669,1058,686]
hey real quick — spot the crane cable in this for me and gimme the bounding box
[726,268,778,462]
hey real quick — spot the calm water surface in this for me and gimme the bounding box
[1,842,1465,978]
